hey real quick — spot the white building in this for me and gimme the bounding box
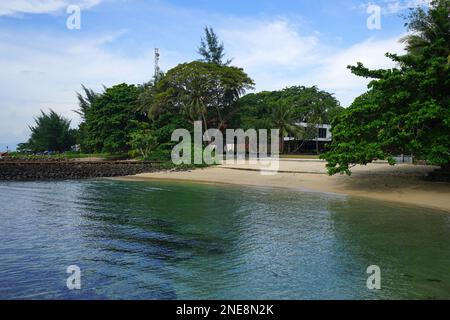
[283,122,333,153]
[284,122,332,142]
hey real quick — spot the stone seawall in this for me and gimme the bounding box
[0,161,159,181]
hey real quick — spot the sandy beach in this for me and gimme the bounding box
[120,159,450,212]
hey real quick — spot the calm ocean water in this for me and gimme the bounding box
[0,179,449,300]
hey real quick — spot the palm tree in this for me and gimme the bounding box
[401,0,450,61]
[270,101,304,154]
[182,91,208,129]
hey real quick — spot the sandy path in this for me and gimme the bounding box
[119,160,450,212]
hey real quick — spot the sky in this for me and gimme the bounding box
[0,0,431,150]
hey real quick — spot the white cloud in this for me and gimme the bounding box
[356,0,431,15]
[0,0,101,16]
[0,15,407,149]
[0,29,181,148]
[310,36,405,106]
[222,19,320,68]
[221,18,405,107]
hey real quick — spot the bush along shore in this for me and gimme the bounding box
[0,158,163,181]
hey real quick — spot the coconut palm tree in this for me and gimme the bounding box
[401,0,450,61]
[270,101,304,154]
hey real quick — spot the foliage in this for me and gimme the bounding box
[322,0,450,175]
[198,26,232,65]
[149,61,254,131]
[236,85,342,151]
[237,86,341,128]
[270,100,305,152]
[82,83,146,154]
[18,109,76,153]
[75,85,100,151]
[129,130,158,159]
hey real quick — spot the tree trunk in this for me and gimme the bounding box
[287,134,291,154]
[316,127,319,155]
[280,136,284,155]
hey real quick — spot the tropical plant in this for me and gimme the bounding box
[401,0,450,58]
[198,26,232,65]
[74,85,99,152]
[74,85,99,121]
[129,130,158,159]
[82,83,146,154]
[322,0,450,175]
[19,109,76,152]
[236,86,342,153]
[270,101,304,153]
[150,61,254,131]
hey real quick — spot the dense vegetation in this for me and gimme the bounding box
[236,86,342,152]
[18,110,76,153]
[322,0,450,175]
[18,26,341,161]
[80,83,145,154]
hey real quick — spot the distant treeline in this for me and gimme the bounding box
[19,27,342,159]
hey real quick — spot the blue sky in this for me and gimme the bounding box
[0,0,430,150]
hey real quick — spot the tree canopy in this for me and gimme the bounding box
[19,26,348,161]
[237,86,342,130]
[19,109,76,153]
[149,61,254,131]
[82,83,145,154]
[322,0,450,175]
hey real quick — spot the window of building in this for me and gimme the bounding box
[318,128,327,139]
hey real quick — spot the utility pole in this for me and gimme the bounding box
[154,48,160,79]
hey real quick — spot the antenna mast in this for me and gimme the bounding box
[154,48,160,79]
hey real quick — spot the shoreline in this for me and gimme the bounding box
[117,160,450,213]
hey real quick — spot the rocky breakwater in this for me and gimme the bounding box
[0,158,159,181]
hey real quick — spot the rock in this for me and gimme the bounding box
[0,161,158,181]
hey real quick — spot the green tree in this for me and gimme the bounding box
[74,85,99,121]
[270,101,304,153]
[401,0,450,57]
[74,85,99,152]
[129,130,158,159]
[150,61,254,131]
[83,83,145,154]
[236,86,342,153]
[290,86,342,153]
[237,86,341,128]
[19,109,76,152]
[322,0,450,175]
[198,26,232,65]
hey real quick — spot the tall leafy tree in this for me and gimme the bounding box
[74,85,99,121]
[236,86,342,152]
[237,86,341,128]
[83,83,145,154]
[198,26,232,65]
[150,61,254,131]
[289,86,342,153]
[322,0,450,175]
[401,0,450,58]
[270,101,304,153]
[74,85,99,151]
[19,109,76,152]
